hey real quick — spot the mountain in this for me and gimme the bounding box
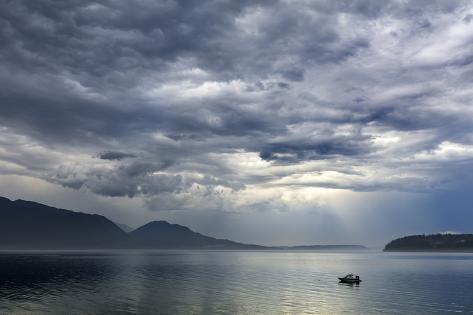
[0,197,265,249]
[129,221,266,249]
[384,234,473,252]
[0,196,368,250]
[0,197,133,249]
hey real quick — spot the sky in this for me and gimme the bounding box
[1,0,473,247]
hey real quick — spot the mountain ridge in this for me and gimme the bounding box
[0,197,134,249]
[130,220,266,249]
[0,197,367,250]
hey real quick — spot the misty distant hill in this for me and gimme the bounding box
[283,245,368,250]
[130,221,266,249]
[0,197,133,249]
[384,234,473,252]
[115,222,134,233]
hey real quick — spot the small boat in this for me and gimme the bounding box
[338,273,361,284]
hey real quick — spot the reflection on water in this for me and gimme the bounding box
[1,251,473,314]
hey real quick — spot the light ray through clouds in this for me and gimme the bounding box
[1,0,473,246]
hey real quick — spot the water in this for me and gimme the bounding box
[0,250,472,314]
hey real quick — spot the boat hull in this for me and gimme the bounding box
[338,277,361,283]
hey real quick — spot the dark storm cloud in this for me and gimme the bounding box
[50,160,181,197]
[99,151,136,160]
[0,0,277,81]
[259,134,370,163]
[0,0,373,82]
[0,0,372,149]
[0,0,473,208]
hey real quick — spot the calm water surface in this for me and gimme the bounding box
[0,250,472,314]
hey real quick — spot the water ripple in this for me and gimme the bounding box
[0,251,473,314]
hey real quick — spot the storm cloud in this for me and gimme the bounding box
[1,0,473,245]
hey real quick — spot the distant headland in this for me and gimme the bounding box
[384,234,473,252]
[0,196,367,250]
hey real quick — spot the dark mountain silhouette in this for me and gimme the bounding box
[130,221,266,249]
[0,196,367,250]
[0,197,264,249]
[384,234,473,251]
[0,197,133,249]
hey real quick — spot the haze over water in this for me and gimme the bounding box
[1,250,472,314]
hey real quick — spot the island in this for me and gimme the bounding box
[384,234,473,252]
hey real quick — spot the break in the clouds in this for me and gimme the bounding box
[1,0,473,245]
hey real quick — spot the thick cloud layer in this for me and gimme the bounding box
[1,0,473,244]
